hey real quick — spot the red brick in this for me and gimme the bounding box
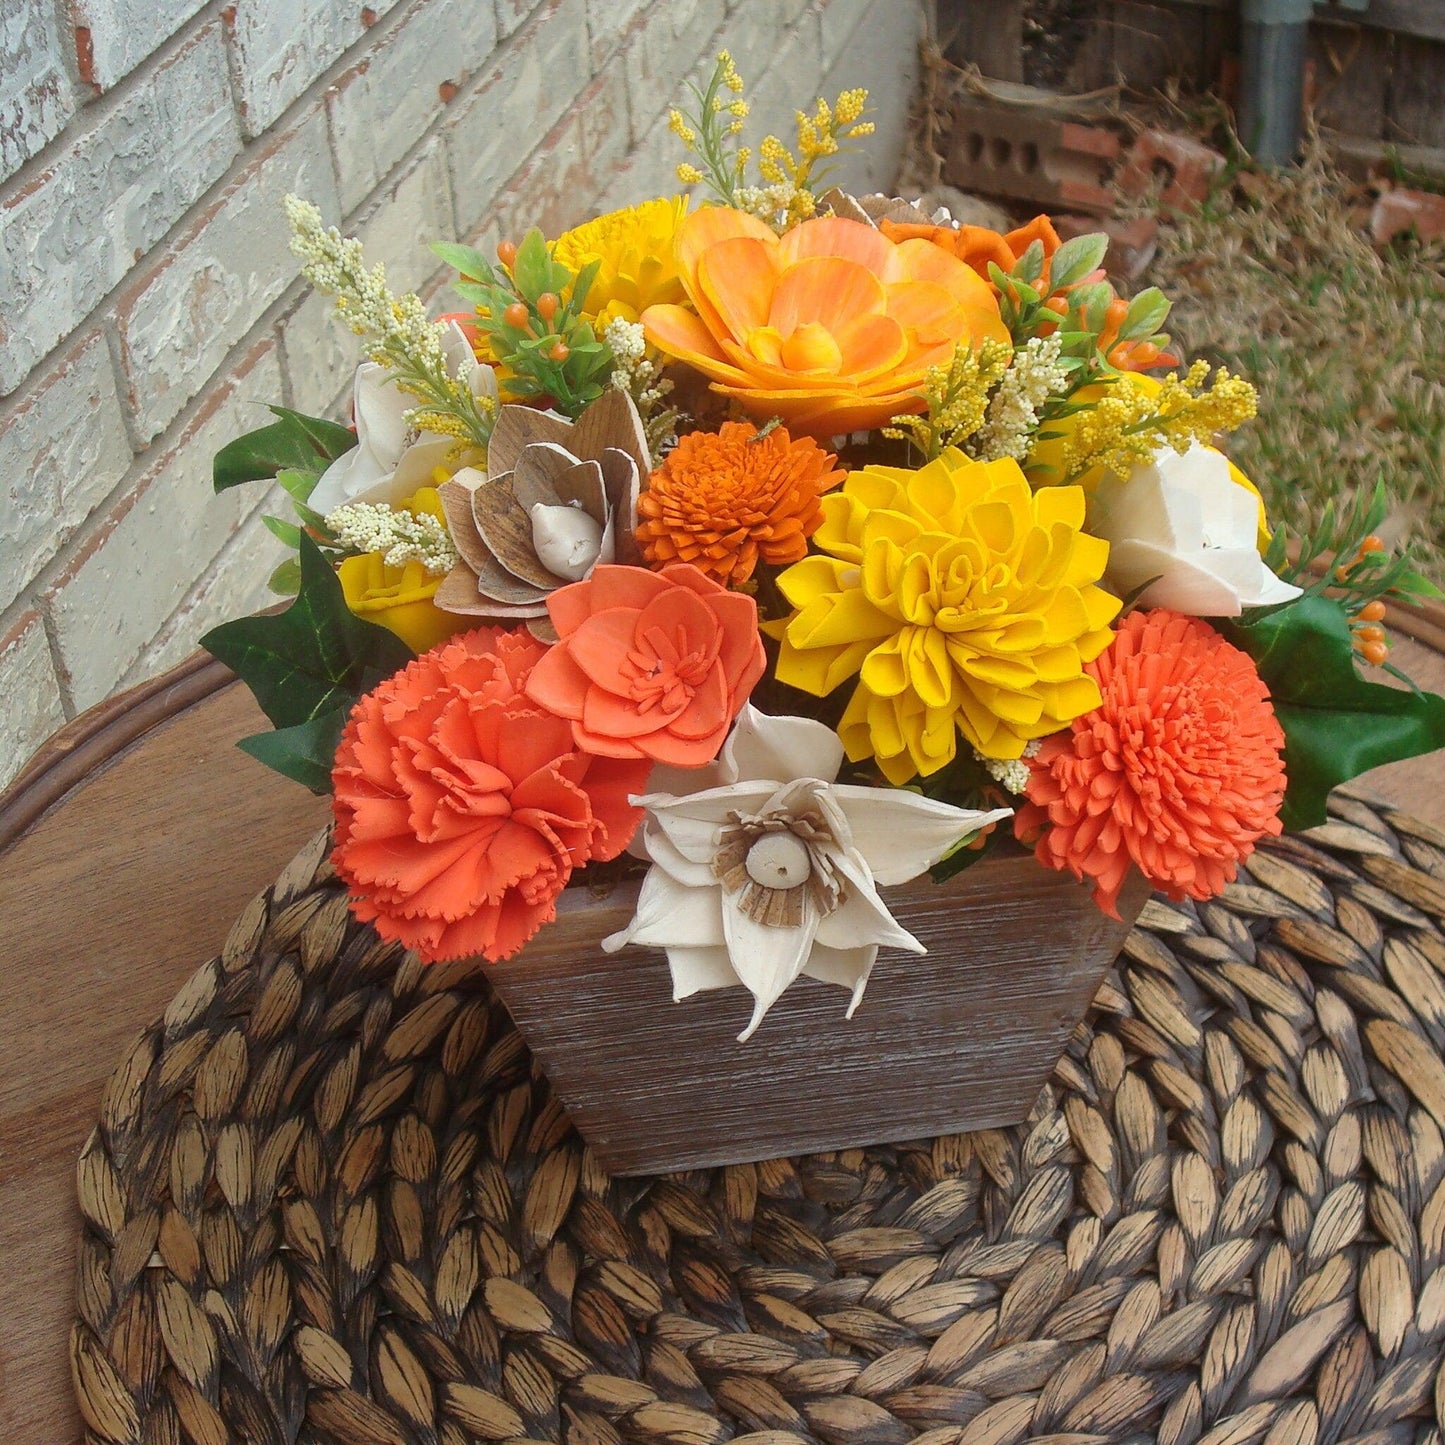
[1116,129,1227,209]
[1371,187,1445,246]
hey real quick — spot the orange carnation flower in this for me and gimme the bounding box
[525,563,766,767]
[880,214,1062,287]
[635,422,844,584]
[1015,609,1286,915]
[331,628,649,963]
[641,206,1008,436]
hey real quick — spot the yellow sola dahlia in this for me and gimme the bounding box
[773,451,1120,783]
[552,196,690,327]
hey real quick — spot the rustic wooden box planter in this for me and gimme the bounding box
[488,848,1149,1175]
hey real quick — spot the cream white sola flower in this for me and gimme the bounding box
[308,322,496,514]
[1089,443,1300,617]
[604,705,1011,1040]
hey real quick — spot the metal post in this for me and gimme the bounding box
[1237,0,1314,165]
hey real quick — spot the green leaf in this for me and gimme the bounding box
[452,280,492,305]
[261,514,303,547]
[269,558,302,595]
[568,257,602,315]
[201,533,414,734]
[1013,239,1045,286]
[1223,595,1445,829]
[513,228,553,299]
[236,709,349,794]
[431,240,495,281]
[1049,232,1109,291]
[1119,287,1171,341]
[929,832,991,883]
[213,406,356,491]
[276,467,321,505]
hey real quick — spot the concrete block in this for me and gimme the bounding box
[114,106,339,444]
[0,0,79,183]
[226,0,367,139]
[72,0,208,91]
[0,332,134,612]
[47,342,284,711]
[442,0,590,237]
[0,22,241,396]
[326,0,500,214]
[0,612,67,790]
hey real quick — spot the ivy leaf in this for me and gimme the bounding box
[1223,595,1445,829]
[236,709,349,794]
[201,533,414,737]
[213,406,357,491]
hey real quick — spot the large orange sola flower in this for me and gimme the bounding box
[525,563,766,767]
[636,421,844,584]
[331,628,649,963]
[641,207,1009,436]
[1015,608,1286,916]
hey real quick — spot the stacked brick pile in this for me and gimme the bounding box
[0,0,922,788]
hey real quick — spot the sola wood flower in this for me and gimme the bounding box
[310,322,495,514]
[641,206,1008,437]
[604,705,1012,1039]
[1015,608,1286,915]
[636,421,844,584]
[1088,444,1300,617]
[331,628,649,963]
[525,563,766,767]
[774,451,1120,782]
[434,391,650,636]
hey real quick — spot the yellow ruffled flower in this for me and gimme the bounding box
[337,488,467,654]
[552,196,690,326]
[773,452,1120,782]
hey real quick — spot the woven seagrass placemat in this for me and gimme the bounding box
[71,785,1445,1445]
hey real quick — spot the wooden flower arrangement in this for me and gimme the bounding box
[199,54,1445,1171]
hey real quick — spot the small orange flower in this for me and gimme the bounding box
[880,214,1062,287]
[635,422,844,584]
[1015,609,1286,915]
[331,628,649,963]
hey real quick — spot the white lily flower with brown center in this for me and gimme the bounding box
[604,705,1012,1040]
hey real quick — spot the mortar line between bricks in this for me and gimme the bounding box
[35,600,78,724]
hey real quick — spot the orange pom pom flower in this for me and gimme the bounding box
[636,422,844,584]
[1015,609,1286,915]
[331,628,650,964]
[525,564,766,767]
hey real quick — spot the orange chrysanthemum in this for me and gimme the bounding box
[331,628,649,963]
[635,422,845,584]
[1015,609,1286,915]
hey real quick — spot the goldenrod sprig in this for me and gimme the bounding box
[670,50,750,203]
[283,195,493,450]
[884,340,1013,461]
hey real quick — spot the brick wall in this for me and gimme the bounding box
[0,0,928,790]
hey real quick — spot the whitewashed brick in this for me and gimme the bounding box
[225,0,404,139]
[817,0,878,56]
[817,0,923,196]
[0,333,133,612]
[48,343,284,710]
[121,508,280,688]
[493,0,543,40]
[591,105,698,216]
[114,107,339,444]
[72,0,208,91]
[0,612,66,789]
[0,22,241,396]
[491,107,590,240]
[0,0,78,183]
[584,0,647,69]
[326,0,500,215]
[620,0,726,144]
[277,286,355,421]
[352,139,455,294]
[443,0,589,236]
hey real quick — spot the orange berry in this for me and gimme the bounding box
[1356,623,1386,644]
[1128,341,1161,367]
[1362,640,1389,666]
[1360,535,1385,554]
[548,341,569,362]
[537,292,559,321]
[1359,599,1387,622]
[503,301,528,328]
[496,240,517,268]
[1104,296,1129,328]
[1043,296,1068,316]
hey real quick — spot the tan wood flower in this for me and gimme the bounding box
[434,390,649,638]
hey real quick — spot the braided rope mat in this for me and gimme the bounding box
[72,786,1445,1445]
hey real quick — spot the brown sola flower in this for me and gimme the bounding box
[435,390,650,638]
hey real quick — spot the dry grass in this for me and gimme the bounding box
[1142,133,1445,571]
